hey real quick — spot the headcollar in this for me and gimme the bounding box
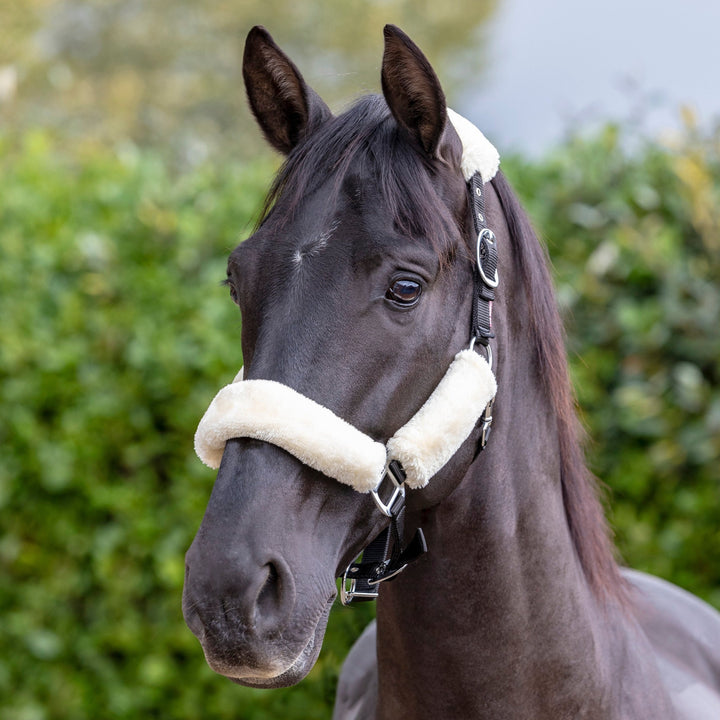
[193,110,500,602]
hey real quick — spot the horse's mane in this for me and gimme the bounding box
[492,172,628,605]
[259,95,627,605]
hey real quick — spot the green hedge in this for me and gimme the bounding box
[1,125,718,719]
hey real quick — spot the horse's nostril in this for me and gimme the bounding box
[256,562,280,615]
[255,559,295,630]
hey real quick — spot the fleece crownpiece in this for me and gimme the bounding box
[447,108,500,183]
[195,349,496,492]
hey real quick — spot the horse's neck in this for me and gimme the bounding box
[376,365,673,718]
[374,196,673,719]
[376,363,610,718]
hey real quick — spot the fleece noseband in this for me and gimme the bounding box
[194,109,500,602]
[195,349,496,492]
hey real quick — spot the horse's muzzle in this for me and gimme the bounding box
[183,546,335,686]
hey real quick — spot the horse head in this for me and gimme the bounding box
[182,25,492,688]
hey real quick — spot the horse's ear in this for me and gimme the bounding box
[243,26,332,155]
[381,25,447,157]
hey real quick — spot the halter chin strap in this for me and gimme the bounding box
[194,109,500,603]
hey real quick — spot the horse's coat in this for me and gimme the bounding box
[182,24,720,719]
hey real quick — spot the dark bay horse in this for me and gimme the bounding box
[182,25,720,719]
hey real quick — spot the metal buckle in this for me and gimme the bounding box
[371,462,406,517]
[480,398,494,448]
[476,228,499,288]
[340,556,380,605]
[340,576,379,604]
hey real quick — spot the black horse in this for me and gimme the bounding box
[183,25,720,719]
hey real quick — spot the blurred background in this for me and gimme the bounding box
[1,1,718,718]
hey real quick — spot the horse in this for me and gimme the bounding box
[182,24,720,719]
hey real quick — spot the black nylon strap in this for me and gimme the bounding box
[344,491,427,597]
[469,171,498,458]
[469,173,497,346]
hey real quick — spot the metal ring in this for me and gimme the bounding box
[371,464,406,517]
[468,337,493,369]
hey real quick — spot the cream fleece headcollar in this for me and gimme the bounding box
[447,108,499,183]
[194,111,499,493]
[195,349,496,491]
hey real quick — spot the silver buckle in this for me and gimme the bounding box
[371,462,406,517]
[476,228,499,288]
[340,557,380,605]
[480,398,494,448]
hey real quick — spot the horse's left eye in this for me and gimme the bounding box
[386,278,422,306]
[225,279,239,305]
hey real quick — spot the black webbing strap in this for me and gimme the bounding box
[469,172,498,347]
[344,517,427,600]
[343,525,392,601]
[343,463,427,602]
[469,172,498,456]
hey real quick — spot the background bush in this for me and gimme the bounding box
[1,123,718,719]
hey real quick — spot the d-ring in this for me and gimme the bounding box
[468,337,493,369]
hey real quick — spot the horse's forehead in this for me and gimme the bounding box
[258,181,372,259]
[245,148,466,275]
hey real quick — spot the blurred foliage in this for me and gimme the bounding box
[0,117,718,719]
[0,129,373,719]
[0,0,495,167]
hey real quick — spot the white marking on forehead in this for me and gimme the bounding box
[291,222,337,268]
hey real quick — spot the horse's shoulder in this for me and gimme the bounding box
[332,620,378,720]
[624,568,720,719]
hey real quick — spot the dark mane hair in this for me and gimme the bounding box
[492,171,628,605]
[258,95,461,257]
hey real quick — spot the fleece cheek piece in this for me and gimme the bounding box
[194,349,497,492]
[385,350,496,488]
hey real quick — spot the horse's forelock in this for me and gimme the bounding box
[256,95,464,261]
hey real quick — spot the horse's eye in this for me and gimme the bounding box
[225,278,239,305]
[386,278,422,306]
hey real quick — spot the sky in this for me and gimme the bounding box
[460,0,720,153]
